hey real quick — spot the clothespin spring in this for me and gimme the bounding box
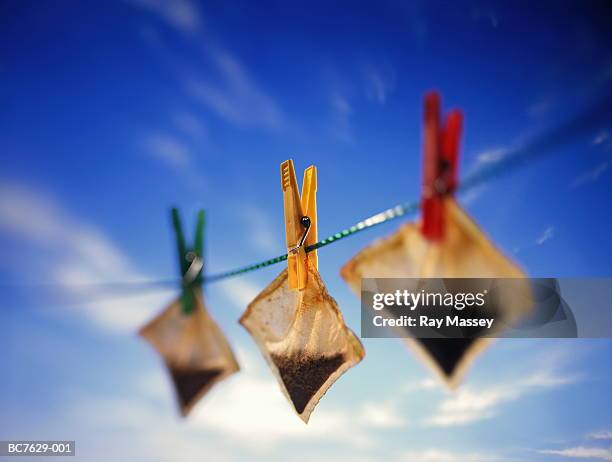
[432,159,453,196]
[421,91,463,241]
[183,251,204,286]
[288,216,311,255]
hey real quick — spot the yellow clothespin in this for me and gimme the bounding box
[281,159,318,291]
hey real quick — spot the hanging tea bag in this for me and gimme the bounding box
[341,198,530,387]
[140,288,239,415]
[342,93,531,388]
[240,160,364,423]
[241,260,364,422]
[140,208,239,415]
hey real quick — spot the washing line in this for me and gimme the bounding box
[4,92,610,298]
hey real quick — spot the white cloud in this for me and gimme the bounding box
[65,388,237,462]
[129,0,201,34]
[475,147,509,165]
[0,180,171,332]
[571,159,612,188]
[64,344,380,456]
[592,131,609,146]
[363,66,395,104]
[528,98,555,118]
[187,46,285,131]
[402,377,441,393]
[589,432,612,441]
[471,7,499,28]
[428,388,503,426]
[0,182,70,245]
[141,132,208,188]
[467,132,532,177]
[143,133,192,169]
[459,184,487,206]
[539,446,612,461]
[461,145,514,201]
[192,374,373,450]
[332,92,352,116]
[330,92,353,143]
[536,429,612,461]
[536,226,554,245]
[217,278,262,311]
[427,368,575,428]
[357,401,404,428]
[208,385,364,449]
[173,112,208,139]
[237,204,279,254]
[401,449,503,462]
[132,1,286,133]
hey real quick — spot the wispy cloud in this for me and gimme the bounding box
[459,146,512,205]
[539,446,612,461]
[237,205,279,255]
[536,226,554,245]
[592,131,609,146]
[459,184,488,206]
[475,147,510,165]
[172,112,208,140]
[0,180,170,332]
[132,1,287,133]
[357,401,404,429]
[192,373,373,450]
[401,449,505,462]
[128,0,201,34]
[571,159,612,188]
[538,430,612,461]
[141,130,209,189]
[402,377,441,393]
[64,345,384,455]
[330,92,353,143]
[471,6,499,28]
[528,97,555,118]
[216,278,261,311]
[427,368,576,428]
[186,46,285,131]
[143,133,192,169]
[363,66,395,105]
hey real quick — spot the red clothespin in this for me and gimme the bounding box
[420,91,463,241]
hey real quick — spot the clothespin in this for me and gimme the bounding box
[171,208,205,314]
[420,91,463,241]
[281,160,318,291]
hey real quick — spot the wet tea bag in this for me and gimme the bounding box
[341,93,531,388]
[341,198,530,387]
[140,209,239,415]
[241,261,364,422]
[240,161,364,422]
[140,288,239,415]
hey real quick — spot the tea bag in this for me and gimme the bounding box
[240,260,365,423]
[140,288,239,416]
[341,198,531,388]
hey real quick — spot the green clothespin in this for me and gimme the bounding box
[171,208,205,315]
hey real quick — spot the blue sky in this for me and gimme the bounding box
[1,1,611,461]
